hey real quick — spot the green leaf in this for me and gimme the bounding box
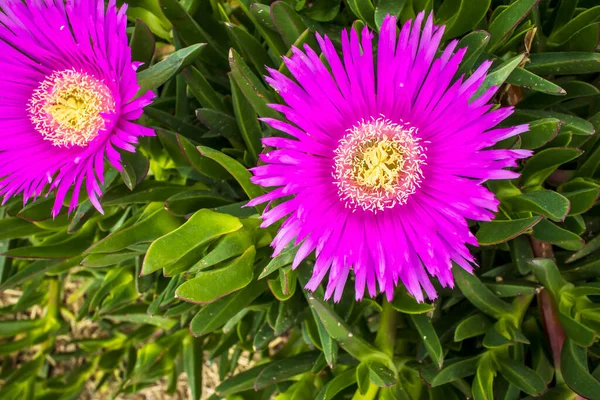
[410,314,444,368]
[165,190,233,217]
[229,48,279,120]
[526,52,600,75]
[487,0,539,51]
[197,146,264,202]
[560,339,600,399]
[495,356,547,396]
[506,68,566,96]
[455,31,491,76]
[230,77,262,166]
[216,363,270,396]
[474,54,525,100]
[518,118,561,149]
[391,289,435,314]
[136,44,205,96]
[103,314,177,330]
[254,351,320,390]
[194,222,256,271]
[476,216,542,245]
[567,234,600,263]
[559,23,600,52]
[472,356,495,400]
[176,134,231,180]
[4,221,95,259]
[244,1,287,59]
[519,80,599,109]
[558,310,596,348]
[196,108,245,150]
[271,1,309,47]
[520,147,582,188]
[276,377,315,400]
[225,22,274,73]
[158,0,226,67]
[455,314,493,342]
[307,294,392,368]
[176,246,255,304]
[532,218,584,251]
[443,0,490,40]
[189,279,266,336]
[562,188,600,216]
[102,181,188,206]
[485,280,539,297]
[509,109,594,136]
[356,362,371,395]
[142,209,242,275]
[374,0,405,29]
[119,150,150,191]
[547,6,600,46]
[183,335,203,400]
[87,205,181,254]
[82,251,138,268]
[0,217,45,240]
[421,356,480,387]
[508,190,570,222]
[346,0,375,28]
[181,67,226,112]
[315,368,357,400]
[368,361,397,387]
[129,19,155,70]
[0,318,44,339]
[260,246,298,281]
[454,267,516,322]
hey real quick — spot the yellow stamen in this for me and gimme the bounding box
[333,117,427,212]
[352,139,405,192]
[28,69,115,147]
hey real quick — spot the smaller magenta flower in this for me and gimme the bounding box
[248,13,531,302]
[0,0,155,217]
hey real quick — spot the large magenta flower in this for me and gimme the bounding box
[249,13,531,302]
[0,0,155,217]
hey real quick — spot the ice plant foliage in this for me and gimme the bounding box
[249,13,531,302]
[0,0,155,217]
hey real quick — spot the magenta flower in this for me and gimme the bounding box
[0,0,155,217]
[248,13,531,302]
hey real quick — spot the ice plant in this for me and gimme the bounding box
[0,0,155,217]
[248,13,531,302]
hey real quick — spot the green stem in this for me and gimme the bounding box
[375,299,397,358]
[352,382,379,400]
[45,278,60,320]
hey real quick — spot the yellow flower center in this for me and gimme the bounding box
[333,117,426,212]
[28,69,116,147]
[352,139,405,192]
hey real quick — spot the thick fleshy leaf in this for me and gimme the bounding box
[308,294,392,368]
[487,0,540,50]
[476,216,542,245]
[520,147,582,188]
[454,314,493,342]
[456,31,491,76]
[198,146,264,202]
[507,190,570,221]
[142,209,242,275]
[315,368,357,400]
[176,246,256,304]
[562,339,600,399]
[254,351,320,390]
[189,279,266,336]
[454,267,516,322]
[527,52,600,75]
[137,44,205,96]
[410,314,443,368]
